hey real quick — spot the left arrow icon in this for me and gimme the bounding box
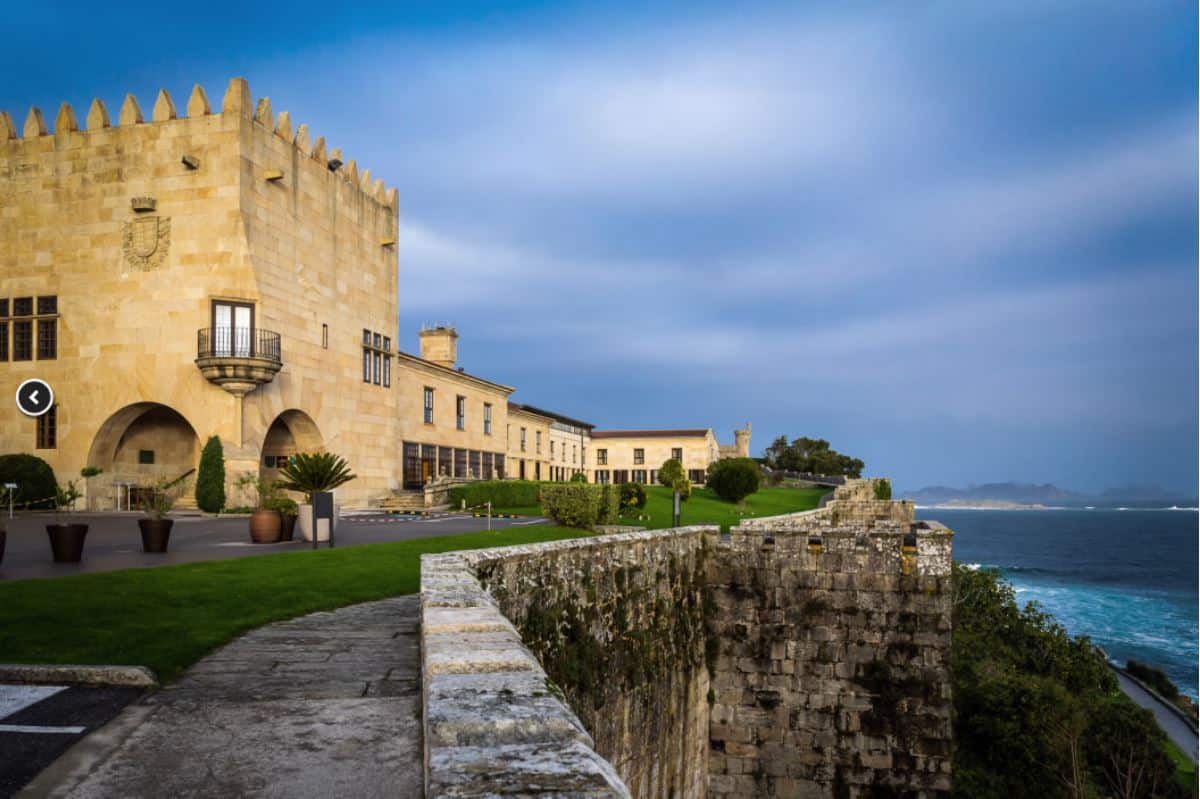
[16,379,54,417]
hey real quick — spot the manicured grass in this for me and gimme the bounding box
[0,526,588,683]
[497,484,828,532]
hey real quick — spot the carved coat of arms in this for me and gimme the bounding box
[122,216,171,270]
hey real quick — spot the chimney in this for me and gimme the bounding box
[420,325,459,369]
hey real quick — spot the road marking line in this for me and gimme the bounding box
[0,685,66,719]
[0,724,85,734]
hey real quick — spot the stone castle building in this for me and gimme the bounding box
[0,78,748,508]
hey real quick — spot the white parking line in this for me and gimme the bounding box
[0,724,85,734]
[0,685,66,719]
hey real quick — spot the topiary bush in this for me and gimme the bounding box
[569,472,588,484]
[0,453,58,509]
[448,480,542,508]
[873,478,893,500]
[619,481,646,511]
[540,483,617,528]
[658,458,684,487]
[195,436,226,513]
[707,457,762,503]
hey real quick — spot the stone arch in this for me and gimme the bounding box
[86,402,201,509]
[259,409,324,480]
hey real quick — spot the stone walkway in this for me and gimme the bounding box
[21,596,423,798]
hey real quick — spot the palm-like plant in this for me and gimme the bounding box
[276,453,356,502]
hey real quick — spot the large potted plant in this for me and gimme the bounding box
[138,476,183,553]
[46,480,88,563]
[237,473,282,544]
[270,495,300,542]
[277,453,356,543]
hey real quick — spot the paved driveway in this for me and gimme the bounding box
[0,511,548,581]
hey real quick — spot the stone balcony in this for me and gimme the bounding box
[195,327,282,397]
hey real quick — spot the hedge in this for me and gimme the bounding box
[448,480,542,509]
[539,483,619,529]
[0,453,58,509]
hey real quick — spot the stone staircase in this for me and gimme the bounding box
[376,490,427,511]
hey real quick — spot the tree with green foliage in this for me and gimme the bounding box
[763,435,864,477]
[569,471,588,484]
[0,453,58,509]
[953,563,1190,799]
[658,458,684,487]
[706,457,762,503]
[195,436,226,513]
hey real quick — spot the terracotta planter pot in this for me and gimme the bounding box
[279,513,297,542]
[46,523,89,563]
[249,509,282,544]
[138,518,174,553]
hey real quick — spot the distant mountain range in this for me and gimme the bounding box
[899,482,1197,507]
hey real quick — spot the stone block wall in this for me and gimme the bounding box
[707,512,953,797]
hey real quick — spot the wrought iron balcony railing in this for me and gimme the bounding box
[196,327,282,363]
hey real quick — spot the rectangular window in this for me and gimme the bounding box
[373,351,381,384]
[469,450,481,478]
[495,453,505,480]
[672,447,683,462]
[535,431,542,454]
[550,441,555,458]
[595,469,610,484]
[572,445,577,464]
[138,449,155,465]
[424,387,434,423]
[454,448,467,478]
[13,297,32,317]
[456,395,466,430]
[322,323,328,348]
[484,403,492,435]
[633,448,645,465]
[0,299,8,317]
[689,469,706,484]
[597,449,607,465]
[363,349,371,382]
[483,452,494,480]
[373,332,382,349]
[382,355,390,388]
[534,462,541,480]
[363,328,371,345]
[383,336,390,352]
[37,296,57,315]
[0,321,7,361]
[520,427,527,451]
[36,406,56,449]
[212,300,254,356]
[438,446,452,477]
[614,469,629,484]
[403,442,421,490]
[13,320,32,361]
[632,469,647,484]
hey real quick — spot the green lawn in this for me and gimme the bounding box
[0,526,588,683]
[1165,739,1199,795]
[497,484,828,532]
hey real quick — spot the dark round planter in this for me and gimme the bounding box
[279,512,297,542]
[46,523,89,563]
[249,509,282,544]
[138,518,174,553]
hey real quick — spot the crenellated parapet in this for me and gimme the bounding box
[0,77,397,209]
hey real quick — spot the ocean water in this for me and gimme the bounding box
[919,508,1199,699]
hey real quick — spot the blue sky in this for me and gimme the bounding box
[3,2,1196,493]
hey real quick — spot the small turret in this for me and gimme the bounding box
[420,325,459,369]
[735,423,752,458]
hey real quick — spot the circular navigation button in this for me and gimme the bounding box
[16,379,54,417]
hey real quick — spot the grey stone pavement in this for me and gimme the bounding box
[20,596,424,798]
[0,510,547,580]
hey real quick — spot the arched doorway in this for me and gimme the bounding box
[259,409,323,482]
[86,403,201,510]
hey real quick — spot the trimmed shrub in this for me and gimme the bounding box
[569,472,588,484]
[619,481,646,510]
[540,483,616,528]
[1127,660,1180,701]
[0,453,58,509]
[873,478,893,500]
[448,480,541,509]
[195,436,226,513]
[707,457,762,503]
[658,458,684,487]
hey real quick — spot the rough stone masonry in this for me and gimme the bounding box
[419,480,953,798]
